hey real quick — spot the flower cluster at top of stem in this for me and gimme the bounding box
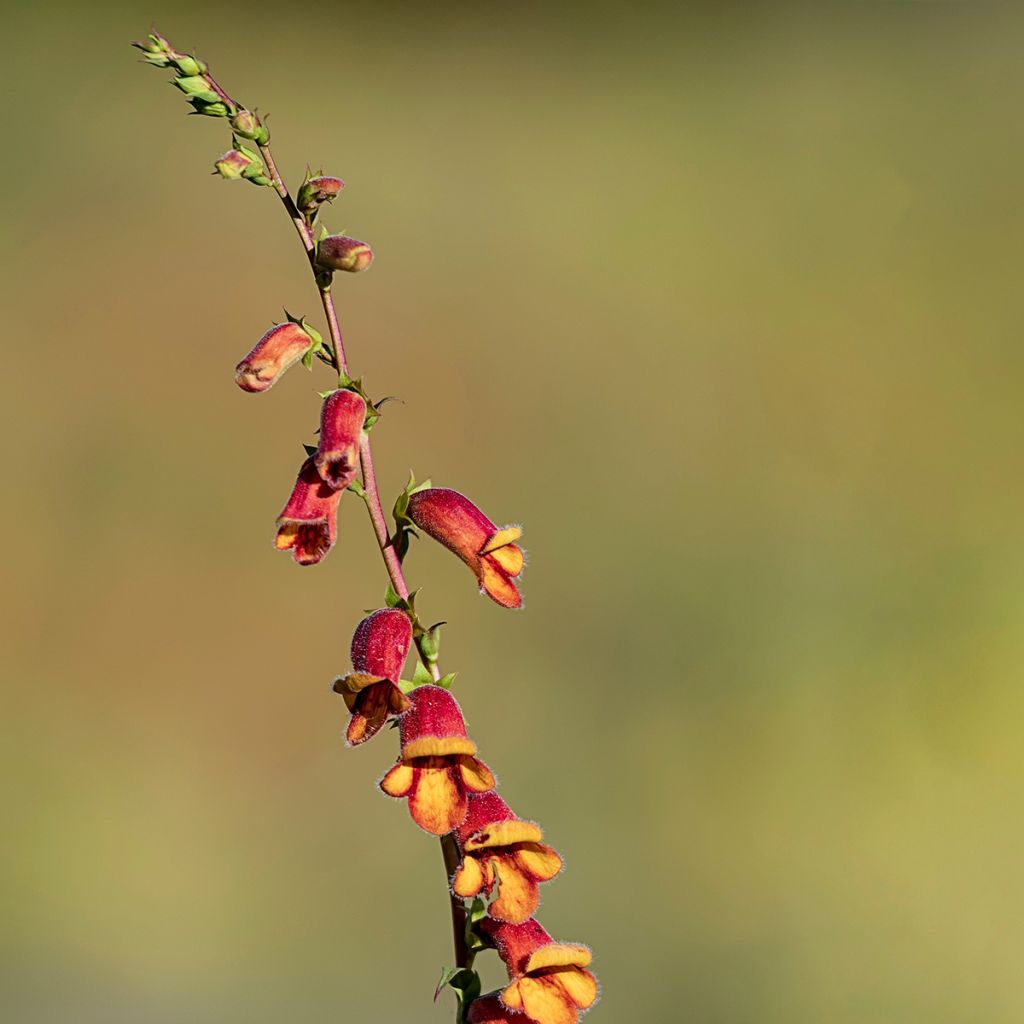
[134,30,594,1024]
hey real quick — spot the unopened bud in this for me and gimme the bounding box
[215,149,254,179]
[296,176,345,214]
[173,75,217,102]
[173,55,206,77]
[189,97,229,117]
[231,109,270,145]
[316,235,374,273]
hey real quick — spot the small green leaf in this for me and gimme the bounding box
[436,672,458,690]
[348,479,366,499]
[411,661,434,687]
[384,582,403,609]
[397,677,415,695]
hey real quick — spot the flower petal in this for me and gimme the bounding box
[379,762,415,797]
[409,765,468,834]
[478,557,522,609]
[487,542,525,577]
[518,976,578,1024]
[552,968,598,1011]
[515,842,563,882]
[452,855,486,898]
[458,755,496,793]
[490,855,540,923]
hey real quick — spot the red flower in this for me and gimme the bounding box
[314,388,366,490]
[379,685,495,835]
[274,458,342,565]
[332,609,412,745]
[235,321,314,393]
[406,488,525,608]
[452,792,562,924]
[481,919,597,1024]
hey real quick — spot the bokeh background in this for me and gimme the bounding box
[4,2,1024,1021]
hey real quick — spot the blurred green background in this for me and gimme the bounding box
[4,2,1024,1021]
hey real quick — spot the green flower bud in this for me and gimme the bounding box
[190,97,229,117]
[172,55,206,77]
[231,110,270,145]
[174,75,218,103]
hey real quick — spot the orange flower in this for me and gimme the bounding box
[314,388,366,490]
[406,488,525,608]
[452,792,562,924]
[481,919,598,1024]
[274,458,342,565]
[235,321,314,393]
[333,609,412,746]
[379,685,495,835]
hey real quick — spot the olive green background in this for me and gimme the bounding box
[4,2,1024,1021]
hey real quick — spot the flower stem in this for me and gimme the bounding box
[441,832,474,971]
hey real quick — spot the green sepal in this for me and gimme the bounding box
[419,621,444,665]
[174,76,218,103]
[303,444,318,458]
[465,896,490,953]
[433,966,481,1017]
[411,661,434,688]
[348,479,366,500]
[279,312,323,370]
[436,671,458,690]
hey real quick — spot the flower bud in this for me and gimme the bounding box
[314,389,366,490]
[215,149,253,180]
[296,176,345,214]
[231,109,270,145]
[173,55,206,77]
[316,235,373,274]
[190,97,229,117]
[174,75,218,102]
[235,321,314,393]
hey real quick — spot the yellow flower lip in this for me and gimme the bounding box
[465,818,543,851]
[480,526,522,555]
[526,942,592,973]
[332,672,387,695]
[403,735,478,759]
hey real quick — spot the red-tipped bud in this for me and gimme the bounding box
[481,919,597,1024]
[274,458,342,566]
[316,234,374,273]
[214,149,252,179]
[235,322,314,393]
[231,109,269,145]
[333,609,413,745]
[297,175,345,214]
[379,686,496,834]
[407,488,525,608]
[351,608,412,682]
[314,389,366,490]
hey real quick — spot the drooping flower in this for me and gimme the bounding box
[274,458,342,565]
[452,792,562,924]
[379,685,495,834]
[314,388,366,490]
[332,608,412,745]
[235,321,314,393]
[481,918,597,1024]
[406,488,525,609]
[316,234,374,273]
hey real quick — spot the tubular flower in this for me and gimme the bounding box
[481,918,598,1024]
[332,608,412,746]
[275,458,342,565]
[406,488,525,609]
[235,321,314,393]
[453,792,562,924]
[379,684,495,835]
[314,388,366,490]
